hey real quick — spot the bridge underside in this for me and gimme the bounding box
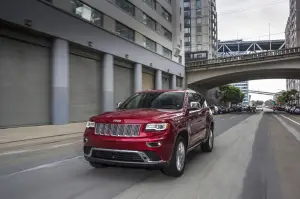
[188,68,300,89]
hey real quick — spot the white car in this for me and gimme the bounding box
[256,106,263,111]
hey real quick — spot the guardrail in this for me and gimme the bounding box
[186,47,300,69]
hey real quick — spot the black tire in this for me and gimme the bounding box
[201,128,214,152]
[89,162,107,168]
[161,136,186,177]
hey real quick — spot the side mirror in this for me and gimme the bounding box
[190,102,200,109]
[116,102,122,108]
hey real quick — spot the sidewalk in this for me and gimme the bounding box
[0,122,86,144]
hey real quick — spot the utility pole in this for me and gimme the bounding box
[269,22,271,50]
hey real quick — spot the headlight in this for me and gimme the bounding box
[86,121,95,128]
[145,123,169,131]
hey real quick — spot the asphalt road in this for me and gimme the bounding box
[1,110,300,199]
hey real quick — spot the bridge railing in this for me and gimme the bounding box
[186,47,300,68]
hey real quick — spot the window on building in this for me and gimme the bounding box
[196,9,201,16]
[71,0,103,27]
[196,26,202,33]
[116,22,134,41]
[184,2,190,8]
[161,7,172,22]
[162,47,172,59]
[184,19,191,25]
[143,0,156,9]
[116,0,135,16]
[196,0,201,9]
[197,35,202,42]
[196,18,202,24]
[184,37,191,42]
[185,46,191,51]
[143,37,156,52]
[156,24,172,40]
[184,28,190,33]
[184,11,191,17]
[136,9,156,30]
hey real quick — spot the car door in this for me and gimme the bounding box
[195,94,207,140]
[186,93,201,147]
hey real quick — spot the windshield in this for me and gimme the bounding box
[119,91,185,110]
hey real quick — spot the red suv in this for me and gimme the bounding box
[83,89,214,177]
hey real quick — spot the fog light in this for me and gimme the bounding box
[83,137,88,143]
[146,142,162,147]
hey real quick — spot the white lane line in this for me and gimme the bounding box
[0,141,81,156]
[274,114,300,142]
[229,116,237,119]
[278,113,300,126]
[0,156,83,179]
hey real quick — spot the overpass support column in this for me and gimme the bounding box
[155,69,162,89]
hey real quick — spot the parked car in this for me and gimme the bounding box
[209,105,219,115]
[294,107,300,115]
[83,89,215,177]
[290,106,297,114]
[219,106,226,114]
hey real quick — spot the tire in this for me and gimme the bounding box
[201,128,214,152]
[89,162,107,168]
[162,136,186,177]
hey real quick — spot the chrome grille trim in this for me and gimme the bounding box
[95,123,141,137]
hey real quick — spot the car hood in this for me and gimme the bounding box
[91,109,183,123]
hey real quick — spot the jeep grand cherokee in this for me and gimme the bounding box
[83,89,214,177]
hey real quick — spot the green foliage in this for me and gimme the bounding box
[251,100,264,106]
[218,85,244,104]
[276,89,299,105]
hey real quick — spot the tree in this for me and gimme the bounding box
[218,85,244,104]
[276,89,299,105]
[251,100,264,106]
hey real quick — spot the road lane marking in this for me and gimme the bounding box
[278,113,300,126]
[274,115,300,142]
[229,116,237,119]
[0,141,81,156]
[0,156,83,179]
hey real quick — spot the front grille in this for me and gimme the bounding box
[95,123,141,137]
[92,150,144,162]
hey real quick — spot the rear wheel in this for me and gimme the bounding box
[89,162,107,168]
[201,129,214,152]
[162,136,186,177]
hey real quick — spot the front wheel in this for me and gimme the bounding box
[201,129,214,152]
[161,136,186,177]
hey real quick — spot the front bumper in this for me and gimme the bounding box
[84,147,168,168]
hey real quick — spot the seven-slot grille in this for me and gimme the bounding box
[95,123,141,137]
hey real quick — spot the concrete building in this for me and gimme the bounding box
[286,0,300,103]
[229,82,249,105]
[0,0,185,128]
[183,0,218,61]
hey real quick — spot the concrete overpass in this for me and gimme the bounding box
[247,90,277,95]
[186,47,300,91]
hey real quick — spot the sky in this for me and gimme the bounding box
[216,0,289,101]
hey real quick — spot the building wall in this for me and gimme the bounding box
[286,0,300,104]
[230,82,249,105]
[0,0,185,127]
[184,0,218,61]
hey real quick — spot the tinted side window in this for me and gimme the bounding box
[188,93,201,109]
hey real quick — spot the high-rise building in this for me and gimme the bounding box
[229,82,249,105]
[183,0,218,62]
[0,0,185,127]
[286,0,300,104]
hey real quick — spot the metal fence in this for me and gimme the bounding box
[186,47,300,69]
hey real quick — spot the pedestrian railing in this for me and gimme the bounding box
[186,47,300,69]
